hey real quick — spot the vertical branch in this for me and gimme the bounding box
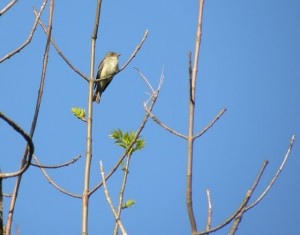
[186,0,204,234]
[113,153,132,235]
[100,162,127,235]
[0,178,3,235]
[205,189,212,232]
[5,1,54,234]
[82,0,102,234]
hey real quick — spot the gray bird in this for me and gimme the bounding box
[93,52,121,103]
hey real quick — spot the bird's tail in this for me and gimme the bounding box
[93,90,101,104]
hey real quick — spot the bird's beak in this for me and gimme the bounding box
[117,53,121,57]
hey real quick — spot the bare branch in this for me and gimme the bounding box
[89,74,162,196]
[0,0,17,16]
[31,154,81,168]
[134,67,155,94]
[0,178,3,235]
[194,108,227,140]
[119,30,149,72]
[6,2,54,232]
[114,153,132,235]
[34,8,90,82]
[197,161,269,235]
[246,135,296,211]
[0,0,48,63]
[205,189,212,232]
[144,104,187,139]
[82,0,103,233]
[134,67,187,139]
[187,0,205,232]
[228,161,269,235]
[100,161,128,235]
[0,112,34,179]
[33,155,82,198]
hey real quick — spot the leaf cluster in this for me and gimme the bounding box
[109,129,145,155]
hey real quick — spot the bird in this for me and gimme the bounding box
[93,51,121,103]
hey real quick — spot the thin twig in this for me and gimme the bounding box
[119,30,149,72]
[89,71,164,196]
[5,1,53,233]
[0,0,17,16]
[228,161,269,235]
[0,112,34,179]
[0,0,48,63]
[144,104,187,139]
[197,161,269,235]
[193,108,227,140]
[33,155,82,198]
[134,67,187,139]
[205,189,212,232]
[31,154,81,168]
[246,135,296,211]
[134,67,155,94]
[100,161,128,235]
[34,8,89,81]
[113,153,132,235]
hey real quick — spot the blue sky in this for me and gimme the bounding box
[1,0,300,234]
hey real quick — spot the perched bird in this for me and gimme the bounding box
[93,52,121,103]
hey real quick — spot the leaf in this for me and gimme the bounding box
[71,107,86,122]
[122,199,135,209]
[110,129,145,154]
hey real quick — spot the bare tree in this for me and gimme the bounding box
[0,0,296,235]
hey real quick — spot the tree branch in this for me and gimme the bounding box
[246,135,296,211]
[0,0,17,16]
[89,70,164,196]
[119,30,149,72]
[0,0,48,63]
[193,108,226,140]
[100,161,128,235]
[33,9,89,81]
[31,154,81,169]
[0,112,34,179]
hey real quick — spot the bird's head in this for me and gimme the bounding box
[106,51,121,58]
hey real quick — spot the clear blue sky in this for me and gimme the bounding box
[1,0,300,234]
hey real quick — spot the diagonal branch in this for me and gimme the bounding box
[33,8,89,81]
[31,154,81,169]
[119,30,149,72]
[197,161,269,235]
[33,155,82,198]
[100,161,128,235]
[0,0,17,16]
[228,161,269,235]
[245,135,296,211]
[89,71,163,196]
[144,105,187,139]
[193,108,227,140]
[135,67,187,139]
[0,0,48,63]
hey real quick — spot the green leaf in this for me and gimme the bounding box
[110,129,145,154]
[71,107,86,122]
[122,199,135,209]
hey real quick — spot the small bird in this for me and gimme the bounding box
[93,51,121,103]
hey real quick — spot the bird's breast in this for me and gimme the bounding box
[101,58,118,78]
